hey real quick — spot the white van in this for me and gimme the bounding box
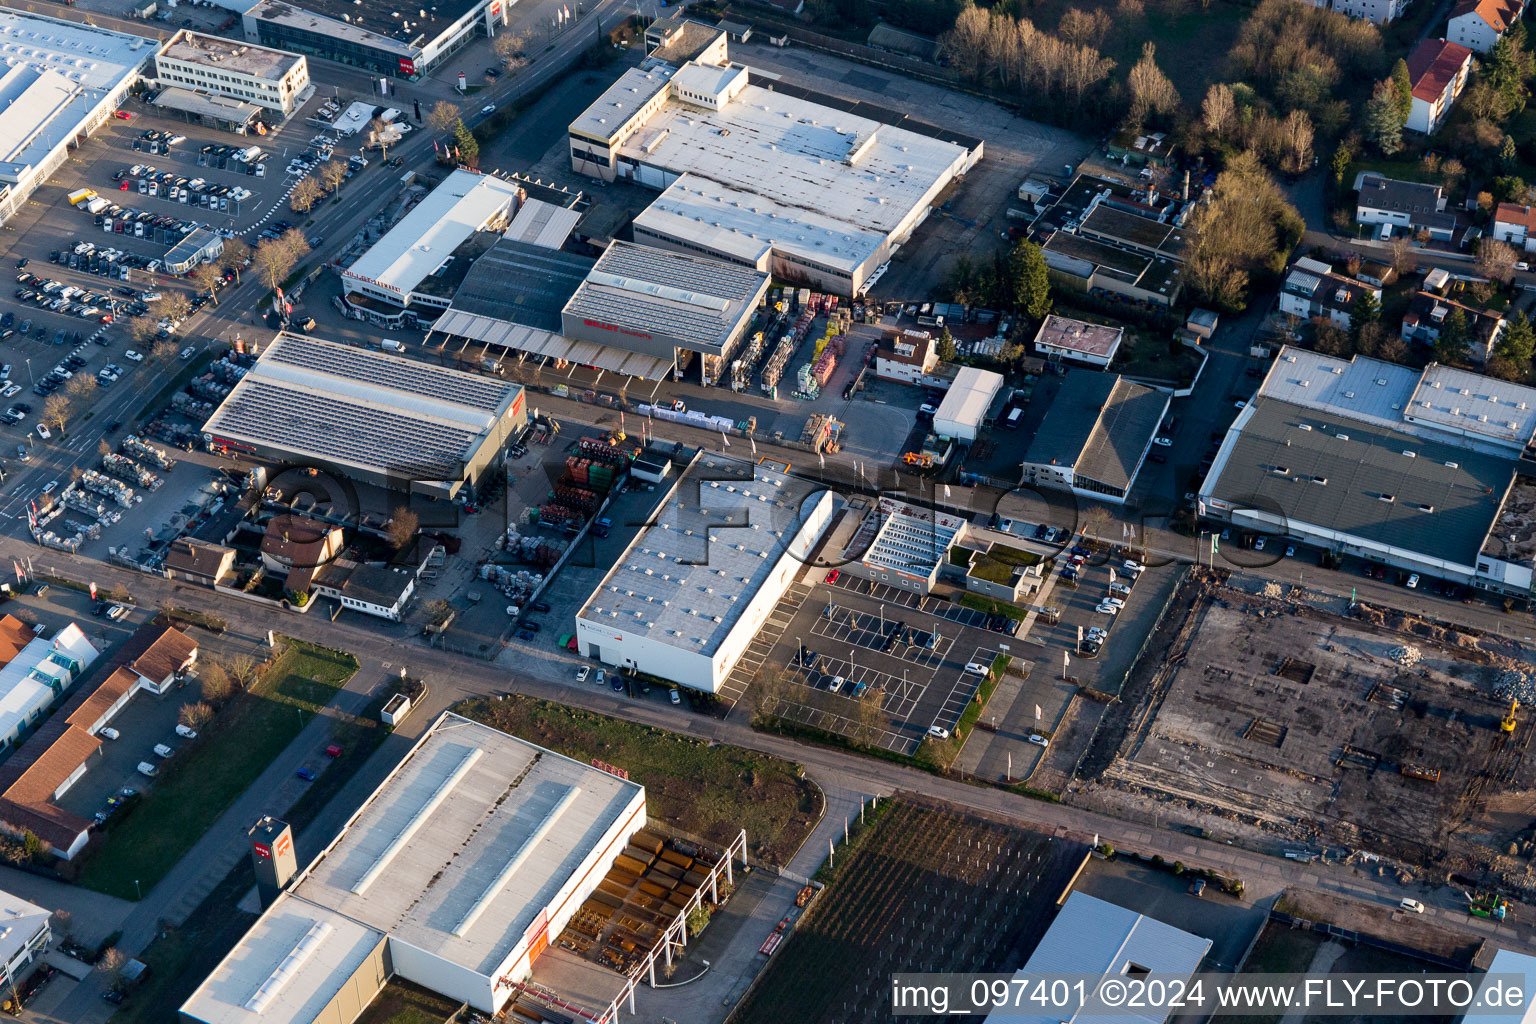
[136,761,158,778]
[153,743,174,758]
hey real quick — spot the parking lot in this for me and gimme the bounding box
[764,571,1016,754]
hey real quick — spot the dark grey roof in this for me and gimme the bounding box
[1356,175,1457,231]
[1024,371,1167,491]
[1208,398,1514,566]
[448,238,594,333]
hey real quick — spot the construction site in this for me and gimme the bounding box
[1079,573,1536,897]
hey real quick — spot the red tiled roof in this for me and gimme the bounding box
[0,615,32,665]
[1495,203,1536,232]
[1451,0,1521,33]
[128,627,197,684]
[1406,39,1474,102]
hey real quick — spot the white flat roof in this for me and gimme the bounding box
[615,74,966,239]
[293,713,644,978]
[160,31,303,81]
[578,453,826,655]
[570,65,672,140]
[344,170,522,299]
[1465,949,1536,1024]
[633,173,886,276]
[0,888,48,970]
[0,12,147,180]
[0,626,98,746]
[1258,347,1421,429]
[1409,362,1536,447]
[935,366,1003,433]
[181,895,384,1024]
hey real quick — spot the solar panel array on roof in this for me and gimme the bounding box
[264,335,509,413]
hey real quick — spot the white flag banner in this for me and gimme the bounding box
[943,484,951,497]
[1035,704,1043,719]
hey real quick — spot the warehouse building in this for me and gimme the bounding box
[0,12,151,228]
[569,49,983,295]
[933,367,1004,443]
[984,892,1210,1024]
[200,333,527,499]
[1021,371,1168,504]
[0,619,100,753]
[153,31,311,121]
[242,0,510,79]
[561,241,770,387]
[575,452,834,692]
[1199,393,1536,596]
[182,712,648,1024]
[341,170,524,318]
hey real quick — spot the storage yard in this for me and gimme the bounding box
[732,800,1090,1024]
[1081,574,1536,891]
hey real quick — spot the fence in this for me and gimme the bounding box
[1264,909,1475,970]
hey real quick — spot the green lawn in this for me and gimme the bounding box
[76,640,359,900]
[351,982,461,1024]
[458,696,822,864]
[958,592,1027,620]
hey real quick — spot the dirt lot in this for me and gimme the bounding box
[1077,574,1536,893]
[732,798,1089,1024]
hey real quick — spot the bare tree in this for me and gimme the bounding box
[189,263,222,306]
[151,292,191,325]
[42,393,70,434]
[280,228,312,263]
[1058,7,1111,48]
[150,339,179,368]
[1125,41,1179,126]
[289,176,322,213]
[319,160,347,193]
[1201,82,1237,141]
[200,660,233,703]
[178,701,215,731]
[96,948,125,974]
[226,653,260,691]
[491,29,529,65]
[368,117,392,160]
[252,238,298,291]
[1281,109,1315,176]
[1477,237,1519,284]
[1389,233,1417,276]
[97,438,111,458]
[219,237,250,283]
[127,316,158,346]
[386,506,419,549]
[64,373,96,401]
[426,100,461,138]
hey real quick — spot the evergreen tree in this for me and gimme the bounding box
[1009,239,1051,318]
[1364,79,1404,155]
[451,118,479,166]
[937,327,957,362]
[1435,308,1471,365]
[1348,289,1380,347]
[1498,309,1536,365]
[1331,145,1352,186]
[1391,58,1413,123]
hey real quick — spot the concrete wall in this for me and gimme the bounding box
[389,937,496,1013]
[310,936,390,1024]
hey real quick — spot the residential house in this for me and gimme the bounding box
[1448,0,1526,52]
[259,513,345,590]
[1492,203,1536,251]
[1402,290,1506,362]
[1356,259,1398,288]
[1330,0,1411,23]
[0,621,100,753]
[120,625,198,694]
[1278,259,1382,329]
[1032,315,1125,367]
[311,560,417,621]
[1405,39,1475,134]
[1355,175,1458,241]
[163,537,236,587]
[874,329,939,384]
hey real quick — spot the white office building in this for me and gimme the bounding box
[0,890,50,990]
[575,452,834,692]
[154,31,311,120]
[0,623,99,753]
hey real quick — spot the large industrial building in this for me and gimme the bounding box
[341,170,525,320]
[561,241,770,387]
[1021,370,1169,504]
[568,39,983,295]
[242,0,511,78]
[200,333,527,499]
[0,12,151,228]
[181,712,649,1024]
[575,452,834,691]
[1201,347,1536,597]
[153,31,311,121]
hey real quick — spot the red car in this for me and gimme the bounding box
[824,569,839,583]
[113,110,132,120]
[324,744,342,757]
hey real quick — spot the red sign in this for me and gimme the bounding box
[590,758,630,780]
[582,318,652,341]
[89,582,97,600]
[512,391,525,418]
[490,0,501,15]
[274,832,292,859]
[254,842,271,860]
[398,57,418,76]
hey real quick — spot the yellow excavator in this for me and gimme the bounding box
[1501,699,1519,733]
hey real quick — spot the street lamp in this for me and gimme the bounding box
[23,359,31,387]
